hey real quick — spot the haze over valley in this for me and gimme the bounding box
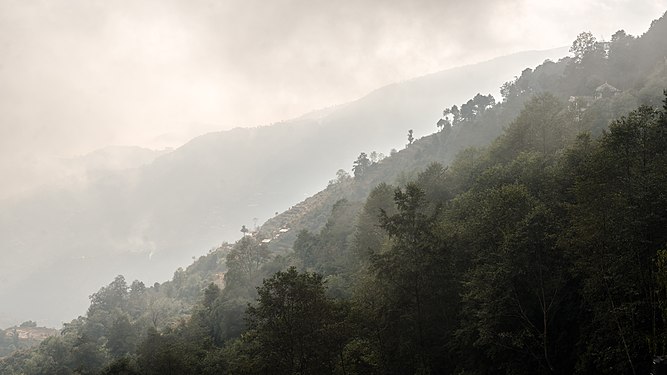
[2,2,667,374]
[0,48,565,327]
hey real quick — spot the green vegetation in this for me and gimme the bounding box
[0,324,57,358]
[3,12,667,375]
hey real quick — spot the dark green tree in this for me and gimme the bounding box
[353,152,371,178]
[105,315,136,358]
[88,275,129,316]
[367,183,456,373]
[238,267,349,374]
[570,31,598,64]
[293,229,319,269]
[565,104,667,374]
[456,184,575,374]
[224,237,270,298]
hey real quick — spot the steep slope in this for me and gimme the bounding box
[2,12,667,373]
[259,14,667,251]
[0,48,565,328]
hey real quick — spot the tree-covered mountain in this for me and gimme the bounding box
[257,16,667,253]
[0,48,564,328]
[4,11,667,375]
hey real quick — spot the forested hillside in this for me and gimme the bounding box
[259,14,667,252]
[2,12,667,375]
[0,48,563,328]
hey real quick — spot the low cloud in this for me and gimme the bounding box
[0,0,663,197]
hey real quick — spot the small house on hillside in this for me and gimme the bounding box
[595,82,619,99]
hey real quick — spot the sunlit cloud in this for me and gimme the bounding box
[0,0,663,198]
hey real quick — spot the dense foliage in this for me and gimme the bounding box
[3,12,667,375]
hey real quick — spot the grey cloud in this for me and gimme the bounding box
[0,0,663,198]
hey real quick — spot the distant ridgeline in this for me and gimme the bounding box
[3,11,667,375]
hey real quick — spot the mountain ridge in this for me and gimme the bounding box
[0,47,567,328]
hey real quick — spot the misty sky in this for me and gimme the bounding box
[0,0,664,197]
